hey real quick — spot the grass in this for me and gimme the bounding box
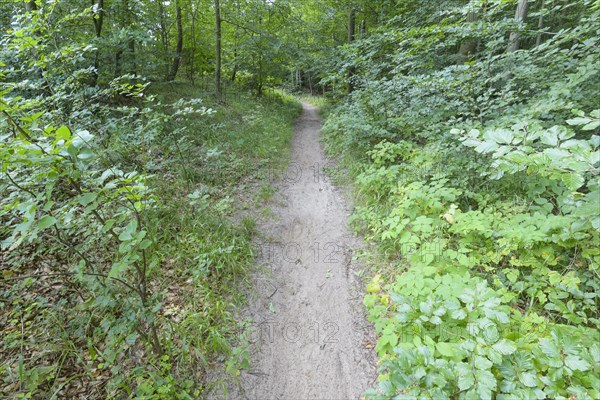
[140,82,301,394]
[0,81,302,398]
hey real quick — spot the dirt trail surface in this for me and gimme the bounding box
[232,102,376,399]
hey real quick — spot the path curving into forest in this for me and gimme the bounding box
[233,102,376,399]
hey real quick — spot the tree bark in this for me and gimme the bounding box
[215,0,222,102]
[128,38,136,76]
[91,0,104,85]
[167,0,182,81]
[508,0,530,52]
[458,10,478,62]
[115,50,122,76]
[189,2,198,85]
[535,0,545,46]
[158,0,169,80]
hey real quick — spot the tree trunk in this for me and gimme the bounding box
[347,8,356,93]
[128,38,136,76]
[189,3,198,85]
[535,0,545,46]
[115,50,122,76]
[167,0,182,81]
[158,0,169,80]
[458,10,478,62]
[508,0,530,52]
[91,0,104,85]
[215,0,222,102]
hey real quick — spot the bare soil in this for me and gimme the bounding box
[227,102,377,399]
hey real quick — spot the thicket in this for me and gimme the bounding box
[322,0,600,398]
[0,3,300,398]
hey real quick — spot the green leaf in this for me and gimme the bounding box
[55,126,71,140]
[451,308,467,320]
[436,342,455,357]
[561,173,584,191]
[582,120,600,131]
[566,117,592,126]
[540,130,558,146]
[475,141,498,154]
[119,219,138,241]
[518,371,538,388]
[492,339,517,355]
[79,192,97,206]
[457,362,475,391]
[564,355,590,371]
[474,355,493,370]
[475,369,496,398]
[494,129,514,144]
[108,260,128,279]
[71,130,94,147]
[38,215,57,230]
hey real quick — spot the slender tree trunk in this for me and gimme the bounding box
[125,0,136,76]
[128,39,136,76]
[215,0,222,102]
[190,3,198,85]
[91,0,104,85]
[167,0,182,81]
[347,8,356,93]
[158,0,169,80]
[115,50,122,76]
[508,0,530,52]
[536,0,545,46]
[458,10,478,62]
[230,31,239,82]
[230,48,238,82]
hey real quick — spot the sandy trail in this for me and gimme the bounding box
[232,102,376,399]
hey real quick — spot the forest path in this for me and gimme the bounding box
[232,102,376,399]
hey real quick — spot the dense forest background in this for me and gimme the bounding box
[1,0,599,398]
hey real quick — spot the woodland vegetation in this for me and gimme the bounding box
[1,0,599,398]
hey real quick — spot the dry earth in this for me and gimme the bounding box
[223,102,377,399]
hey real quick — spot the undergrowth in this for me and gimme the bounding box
[1,78,300,398]
[322,2,600,399]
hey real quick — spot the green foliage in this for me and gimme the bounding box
[0,2,300,396]
[322,0,600,398]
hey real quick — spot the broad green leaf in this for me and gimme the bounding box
[475,141,498,154]
[518,371,538,388]
[566,117,592,126]
[475,369,497,398]
[494,129,514,144]
[38,215,57,230]
[474,355,493,370]
[456,362,475,390]
[492,339,517,355]
[564,355,590,371]
[79,192,97,206]
[436,342,455,357]
[55,126,71,140]
[582,120,600,131]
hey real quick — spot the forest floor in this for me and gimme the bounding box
[225,102,377,399]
